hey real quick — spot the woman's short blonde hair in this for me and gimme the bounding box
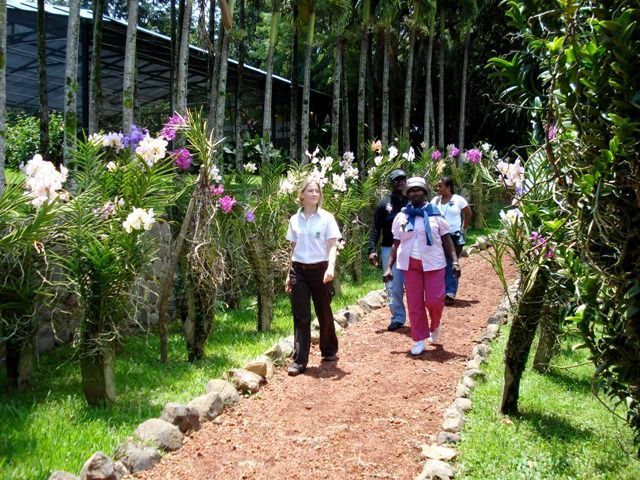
[297,178,324,207]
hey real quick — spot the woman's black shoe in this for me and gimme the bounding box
[287,363,306,376]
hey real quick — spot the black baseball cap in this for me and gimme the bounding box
[389,169,407,181]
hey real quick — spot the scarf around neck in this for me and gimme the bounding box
[402,203,442,246]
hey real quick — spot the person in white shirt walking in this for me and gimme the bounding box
[285,179,342,376]
[431,176,472,305]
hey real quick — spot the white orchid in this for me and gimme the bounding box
[208,165,223,183]
[388,146,398,160]
[279,178,297,195]
[106,161,117,172]
[342,151,355,164]
[22,154,68,208]
[243,162,257,173]
[374,155,383,166]
[402,146,416,162]
[135,134,168,166]
[499,208,523,224]
[122,207,155,233]
[331,173,347,192]
[103,132,124,151]
[320,156,334,172]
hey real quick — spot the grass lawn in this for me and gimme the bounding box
[0,263,383,480]
[457,327,640,479]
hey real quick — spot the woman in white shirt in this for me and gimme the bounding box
[431,176,472,304]
[285,179,341,375]
[383,177,461,356]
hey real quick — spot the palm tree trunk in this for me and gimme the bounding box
[331,37,343,153]
[63,0,80,168]
[88,0,105,134]
[207,17,223,134]
[169,0,177,114]
[214,29,231,145]
[0,0,6,194]
[381,27,390,146]
[341,48,350,153]
[458,33,470,156]
[423,31,434,149]
[234,0,245,172]
[176,0,193,116]
[289,2,300,161]
[437,4,445,148]
[402,28,416,137]
[122,0,138,133]
[300,10,316,162]
[262,7,279,164]
[357,28,369,167]
[37,0,49,156]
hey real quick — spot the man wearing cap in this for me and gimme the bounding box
[368,169,409,331]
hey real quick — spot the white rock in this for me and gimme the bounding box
[79,452,128,480]
[416,459,456,480]
[229,368,264,394]
[206,379,240,405]
[455,397,472,412]
[442,415,464,433]
[420,444,459,461]
[244,355,274,379]
[134,419,183,452]
[188,392,225,421]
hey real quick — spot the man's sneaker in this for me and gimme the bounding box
[444,294,455,305]
[430,326,441,343]
[410,340,426,356]
[387,321,404,331]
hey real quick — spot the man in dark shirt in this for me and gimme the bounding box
[368,169,409,331]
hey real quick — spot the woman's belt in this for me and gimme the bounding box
[292,261,328,271]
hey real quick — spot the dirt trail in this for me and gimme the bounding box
[133,254,515,480]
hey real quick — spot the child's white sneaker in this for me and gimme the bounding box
[411,340,426,356]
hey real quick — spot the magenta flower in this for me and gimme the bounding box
[245,210,256,222]
[544,246,555,259]
[219,195,236,214]
[171,147,192,170]
[161,113,187,141]
[466,148,482,164]
[210,184,225,196]
[449,146,460,158]
[431,150,442,161]
[547,124,557,141]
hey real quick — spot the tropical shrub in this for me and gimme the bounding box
[5,112,65,168]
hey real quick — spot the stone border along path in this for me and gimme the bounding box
[415,281,518,480]
[48,242,513,480]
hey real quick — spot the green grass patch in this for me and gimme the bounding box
[0,263,382,480]
[458,327,640,479]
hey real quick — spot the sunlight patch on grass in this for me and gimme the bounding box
[457,329,640,479]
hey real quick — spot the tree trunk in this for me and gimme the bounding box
[80,339,116,406]
[458,33,470,156]
[381,27,390,146]
[176,0,193,116]
[5,330,34,390]
[341,48,350,153]
[501,267,550,414]
[63,0,80,168]
[331,37,343,153]
[423,31,434,149]
[261,9,279,164]
[158,190,197,363]
[257,285,274,332]
[37,0,49,157]
[88,0,105,134]
[289,3,299,162]
[169,0,177,114]
[207,15,223,134]
[122,0,138,133]
[357,27,369,167]
[184,276,212,362]
[437,5,445,148]
[300,10,316,162]
[533,300,560,372]
[402,28,416,137]
[234,0,245,172]
[214,29,231,145]
[0,0,5,194]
